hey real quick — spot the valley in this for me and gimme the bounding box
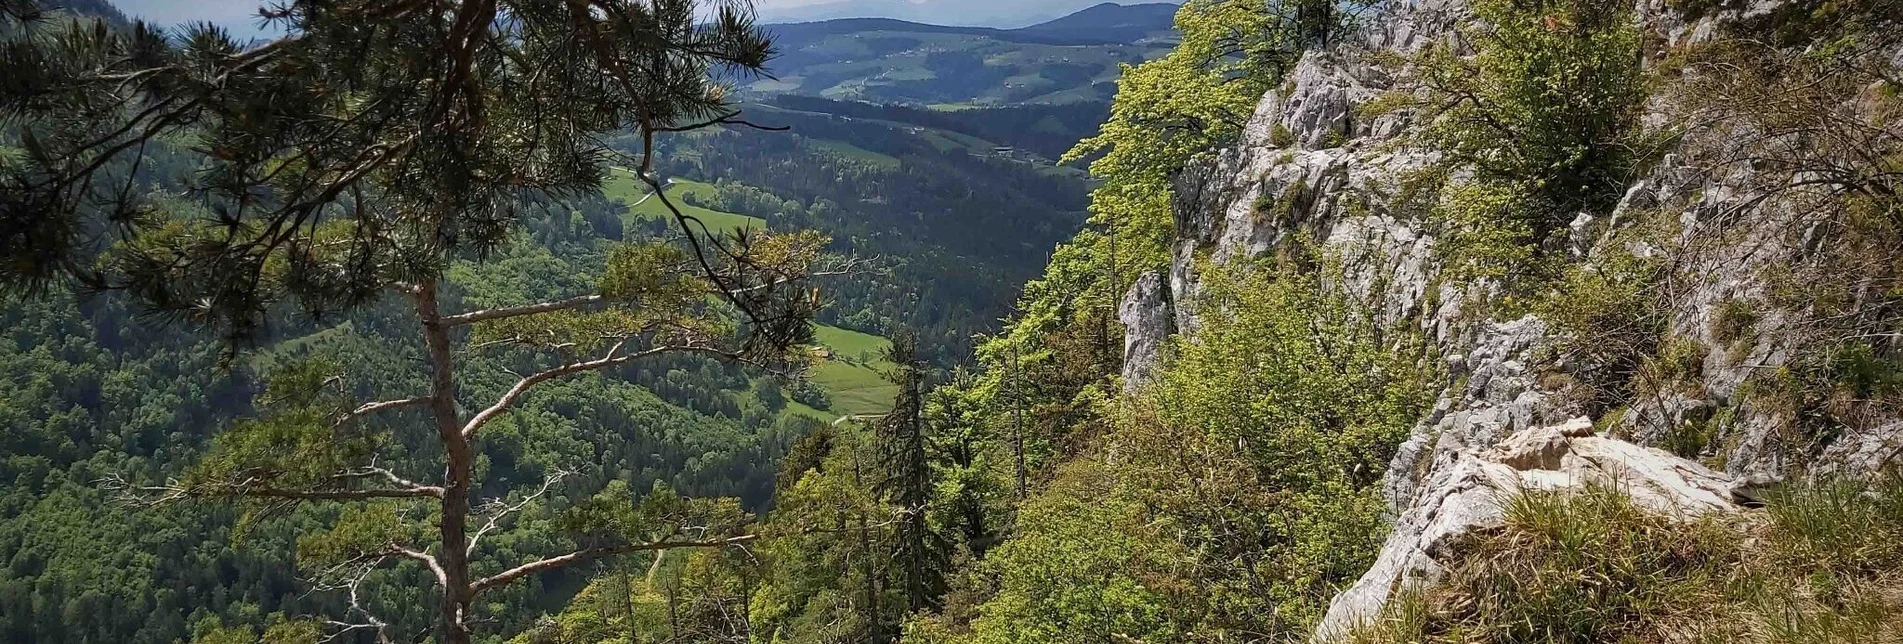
[7,0,1902,643]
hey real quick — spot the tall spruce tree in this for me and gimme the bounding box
[0,1,834,642]
[875,333,934,616]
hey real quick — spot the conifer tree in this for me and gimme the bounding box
[0,1,834,642]
[875,333,937,614]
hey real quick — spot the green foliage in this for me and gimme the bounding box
[1417,0,1647,284]
[1355,90,1414,122]
[1712,298,1761,348]
[955,261,1432,641]
[509,547,757,644]
[558,480,750,545]
[967,465,1174,644]
[294,503,420,570]
[1424,0,1647,215]
[751,424,901,644]
[1641,336,1709,394]
[1270,122,1296,147]
[1113,263,1429,636]
[1430,181,1547,285]
[189,615,323,644]
[747,342,1018,644]
[1252,178,1310,229]
[0,0,776,342]
[184,360,379,501]
[1532,246,1666,408]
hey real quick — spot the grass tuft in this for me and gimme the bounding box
[1344,478,1903,644]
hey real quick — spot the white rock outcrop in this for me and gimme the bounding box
[1118,270,1171,390]
[1313,417,1747,640]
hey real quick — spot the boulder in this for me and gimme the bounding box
[1313,417,1746,641]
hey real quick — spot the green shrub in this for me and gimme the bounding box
[1432,181,1546,285]
[1712,298,1761,348]
[969,261,1433,641]
[1111,262,1432,637]
[968,464,1177,644]
[1354,90,1415,122]
[1642,336,1709,391]
[1270,122,1296,147]
[1532,246,1666,412]
[1251,179,1310,227]
[1417,0,1648,285]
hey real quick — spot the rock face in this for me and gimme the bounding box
[1313,417,1746,640]
[1117,0,1903,637]
[1143,0,1903,493]
[1118,271,1171,390]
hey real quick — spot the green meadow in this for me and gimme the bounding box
[601,167,766,234]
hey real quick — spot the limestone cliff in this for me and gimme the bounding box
[1116,0,1903,637]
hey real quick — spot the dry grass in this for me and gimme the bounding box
[1343,479,1903,644]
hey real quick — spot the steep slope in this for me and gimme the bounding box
[1107,0,1903,637]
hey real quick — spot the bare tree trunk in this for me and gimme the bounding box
[417,280,476,644]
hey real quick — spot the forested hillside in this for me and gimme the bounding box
[634,104,1091,364]
[745,4,1178,106]
[7,0,1903,643]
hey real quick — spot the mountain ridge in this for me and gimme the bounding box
[756,0,1181,29]
[749,2,1179,105]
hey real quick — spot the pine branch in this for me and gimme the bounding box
[342,397,431,423]
[460,341,745,438]
[439,294,605,326]
[101,473,443,506]
[468,469,571,557]
[469,534,758,595]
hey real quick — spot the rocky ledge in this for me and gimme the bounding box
[1313,417,1751,640]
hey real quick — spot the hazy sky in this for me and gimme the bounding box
[107,0,1138,33]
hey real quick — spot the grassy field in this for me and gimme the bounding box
[810,359,896,418]
[596,166,894,424]
[813,325,891,362]
[808,139,902,169]
[601,168,766,234]
[780,324,898,423]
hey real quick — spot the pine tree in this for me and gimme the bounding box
[0,2,835,642]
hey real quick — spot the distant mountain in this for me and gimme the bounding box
[757,0,1180,29]
[1017,2,1180,41]
[751,3,1178,106]
[42,0,130,26]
